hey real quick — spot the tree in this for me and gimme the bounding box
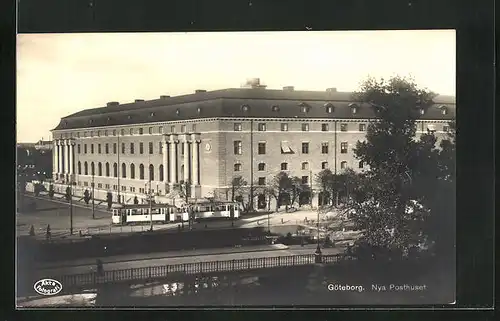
[268,172,293,212]
[315,169,336,207]
[173,180,193,228]
[106,192,113,210]
[351,75,438,253]
[65,186,71,202]
[83,189,91,205]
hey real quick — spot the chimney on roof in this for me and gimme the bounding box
[134,99,145,103]
[326,88,337,93]
[195,89,207,93]
[241,78,267,89]
[107,101,119,106]
[160,95,170,99]
[283,86,295,91]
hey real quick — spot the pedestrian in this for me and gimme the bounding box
[96,259,104,276]
[45,224,51,240]
[281,218,284,224]
[29,225,35,236]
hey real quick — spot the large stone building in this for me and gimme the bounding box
[50,79,455,209]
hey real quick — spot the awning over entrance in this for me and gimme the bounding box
[280,141,294,154]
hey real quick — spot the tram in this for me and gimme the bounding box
[188,201,242,220]
[111,203,188,225]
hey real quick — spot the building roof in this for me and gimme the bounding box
[53,88,456,131]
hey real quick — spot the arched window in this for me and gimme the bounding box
[340,161,348,169]
[258,163,265,171]
[358,161,365,169]
[149,164,154,181]
[98,162,102,176]
[280,162,288,171]
[91,162,95,175]
[139,164,144,179]
[78,161,81,175]
[130,164,135,179]
[105,163,110,177]
[113,163,118,177]
[84,162,88,175]
[122,163,127,178]
[159,164,164,181]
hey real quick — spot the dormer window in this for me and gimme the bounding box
[89,119,93,124]
[349,103,358,114]
[427,124,436,134]
[299,102,309,113]
[150,112,155,117]
[272,105,280,112]
[439,105,448,115]
[197,107,202,114]
[241,104,250,112]
[176,109,180,115]
[127,115,132,119]
[420,108,425,115]
[107,117,111,122]
[324,103,334,113]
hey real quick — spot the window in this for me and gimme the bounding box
[301,142,309,154]
[325,103,334,113]
[349,103,358,114]
[302,123,309,131]
[121,143,125,154]
[301,176,309,185]
[139,164,145,179]
[340,123,348,132]
[272,105,280,112]
[281,123,288,131]
[77,144,81,154]
[122,163,127,178]
[105,184,110,189]
[77,162,81,174]
[341,142,348,153]
[234,123,242,131]
[321,123,329,131]
[321,142,329,154]
[234,163,242,171]
[258,177,266,185]
[149,142,154,154]
[97,144,101,154]
[129,128,134,135]
[113,163,118,177]
[83,162,88,175]
[258,142,266,155]
[159,126,163,134]
[159,165,164,181]
[234,141,242,155]
[359,161,365,169]
[258,163,266,171]
[280,141,294,154]
[121,186,127,192]
[258,123,266,131]
[159,142,163,154]
[181,125,186,133]
[443,125,450,132]
[180,143,184,156]
[98,163,102,176]
[77,132,80,138]
[149,164,154,181]
[341,161,348,169]
[120,129,124,136]
[321,161,328,169]
[83,131,87,137]
[301,162,309,170]
[104,130,108,136]
[139,142,144,154]
[98,183,102,188]
[113,185,117,191]
[113,129,116,136]
[148,127,153,134]
[113,143,117,154]
[420,108,425,115]
[359,123,366,131]
[170,125,175,133]
[97,130,101,137]
[130,164,135,179]
[105,163,110,177]
[90,131,94,137]
[105,143,109,154]
[130,143,135,154]
[281,162,288,170]
[90,144,94,154]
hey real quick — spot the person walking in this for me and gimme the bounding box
[45,224,51,240]
[96,259,104,276]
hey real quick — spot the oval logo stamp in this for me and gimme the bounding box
[33,278,63,296]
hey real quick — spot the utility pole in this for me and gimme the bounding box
[117,132,121,204]
[91,173,95,219]
[69,181,73,235]
[149,179,153,231]
[249,119,254,212]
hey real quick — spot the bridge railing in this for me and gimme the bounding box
[45,254,353,290]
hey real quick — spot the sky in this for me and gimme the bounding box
[16,30,456,143]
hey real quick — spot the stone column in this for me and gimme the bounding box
[68,140,74,175]
[53,140,59,179]
[162,135,168,182]
[191,134,200,186]
[183,134,190,182]
[169,134,178,184]
[58,140,63,179]
[64,140,70,182]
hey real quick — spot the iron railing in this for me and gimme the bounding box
[32,254,353,291]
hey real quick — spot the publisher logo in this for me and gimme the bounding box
[33,279,62,296]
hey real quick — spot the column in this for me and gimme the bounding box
[169,134,178,184]
[53,140,59,178]
[64,140,70,176]
[58,140,63,178]
[183,134,190,182]
[191,134,200,185]
[162,135,168,182]
[68,140,74,175]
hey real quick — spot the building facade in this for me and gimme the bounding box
[50,80,455,209]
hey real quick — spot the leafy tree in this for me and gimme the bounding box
[268,172,293,211]
[83,189,91,204]
[351,75,438,253]
[106,192,113,210]
[230,176,247,202]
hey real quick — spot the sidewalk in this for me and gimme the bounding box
[35,244,289,270]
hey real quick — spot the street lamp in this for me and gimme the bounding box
[91,173,95,219]
[145,180,153,231]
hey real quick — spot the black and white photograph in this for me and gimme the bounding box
[16,30,456,307]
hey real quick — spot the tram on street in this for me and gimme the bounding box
[188,201,242,220]
[111,203,188,225]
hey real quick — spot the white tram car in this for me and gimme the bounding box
[191,201,241,220]
[111,204,187,225]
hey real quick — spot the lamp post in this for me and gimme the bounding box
[146,180,153,231]
[91,173,95,219]
[69,180,74,235]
